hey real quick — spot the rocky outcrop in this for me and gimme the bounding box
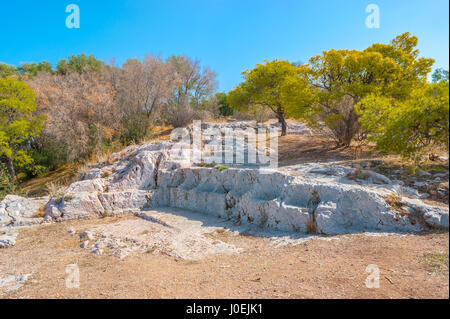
[0,195,48,248]
[1,124,448,249]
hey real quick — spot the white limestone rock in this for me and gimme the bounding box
[0,205,13,227]
[1,121,448,244]
[0,195,48,227]
[59,193,105,220]
[80,240,90,248]
[401,198,449,229]
[0,228,18,248]
[83,168,102,180]
[79,231,94,241]
[0,273,32,291]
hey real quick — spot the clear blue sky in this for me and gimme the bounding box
[1,0,448,92]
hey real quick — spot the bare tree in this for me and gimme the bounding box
[27,72,118,163]
[165,56,218,127]
[116,55,178,120]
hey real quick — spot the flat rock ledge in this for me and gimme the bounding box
[1,139,448,249]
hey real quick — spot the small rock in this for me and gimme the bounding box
[439,183,448,189]
[90,248,103,256]
[113,250,129,259]
[414,182,427,188]
[401,186,420,197]
[419,193,430,199]
[417,169,432,177]
[438,190,447,197]
[94,241,106,249]
[67,228,76,235]
[361,161,370,169]
[79,231,94,241]
[369,171,391,184]
[80,240,89,248]
[84,168,102,180]
[404,206,416,214]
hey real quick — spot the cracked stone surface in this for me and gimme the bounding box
[78,208,243,260]
[1,122,448,250]
[0,273,32,292]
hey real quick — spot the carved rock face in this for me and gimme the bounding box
[1,123,448,250]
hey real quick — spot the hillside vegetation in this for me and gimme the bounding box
[1,33,449,200]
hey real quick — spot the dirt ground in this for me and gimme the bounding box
[0,213,448,299]
[277,134,372,166]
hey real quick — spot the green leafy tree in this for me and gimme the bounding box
[56,53,105,75]
[305,32,434,146]
[228,60,314,136]
[365,32,434,98]
[216,92,233,116]
[18,61,54,77]
[0,77,45,179]
[356,81,449,158]
[432,68,449,83]
[0,63,18,78]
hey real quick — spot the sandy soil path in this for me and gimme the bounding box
[0,208,448,299]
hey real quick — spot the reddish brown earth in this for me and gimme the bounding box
[0,215,448,299]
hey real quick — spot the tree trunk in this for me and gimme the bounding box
[277,109,287,136]
[5,157,15,181]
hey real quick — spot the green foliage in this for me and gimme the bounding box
[18,61,54,78]
[281,70,318,120]
[228,60,314,135]
[353,33,444,158]
[0,63,17,78]
[356,81,449,158]
[216,92,234,116]
[0,162,20,200]
[56,54,104,75]
[365,32,434,99]
[0,77,45,177]
[229,60,297,113]
[302,32,434,146]
[432,68,449,83]
[120,111,150,145]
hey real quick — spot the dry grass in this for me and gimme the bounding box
[384,194,404,211]
[424,252,449,273]
[277,134,380,167]
[45,182,67,198]
[346,168,371,181]
[34,205,46,218]
[19,164,79,197]
[146,123,175,142]
[306,218,317,234]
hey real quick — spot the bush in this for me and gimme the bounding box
[0,162,20,200]
[356,82,449,158]
[120,112,151,145]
